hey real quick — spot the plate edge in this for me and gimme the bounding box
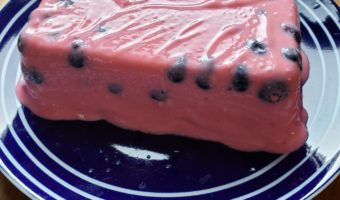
[0,160,42,200]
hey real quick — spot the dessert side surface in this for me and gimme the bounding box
[16,0,310,153]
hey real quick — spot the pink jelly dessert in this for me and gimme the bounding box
[17,0,309,153]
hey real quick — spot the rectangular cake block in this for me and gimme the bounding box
[17,0,309,153]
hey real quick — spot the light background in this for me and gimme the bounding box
[0,0,8,9]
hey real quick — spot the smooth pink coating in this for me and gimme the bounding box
[17,0,309,153]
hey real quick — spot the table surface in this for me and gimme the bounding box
[0,172,339,200]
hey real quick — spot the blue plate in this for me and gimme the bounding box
[0,0,339,199]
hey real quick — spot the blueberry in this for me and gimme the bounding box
[108,83,123,95]
[232,64,249,92]
[68,50,85,68]
[60,0,74,6]
[247,39,267,55]
[256,9,267,15]
[196,74,211,90]
[150,89,168,102]
[98,26,108,33]
[71,39,84,49]
[66,0,75,5]
[199,55,214,67]
[23,67,44,85]
[17,36,24,54]
[195,55,214,90]
[43,13,51,19]
[167,56,187,83]
[282,24,302,43]
[48,32,60,39]
[258,81,289,104]
[282,48,302,70]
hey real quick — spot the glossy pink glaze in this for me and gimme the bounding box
[17,0,309,153]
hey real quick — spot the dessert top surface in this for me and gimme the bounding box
[24,0,300,70]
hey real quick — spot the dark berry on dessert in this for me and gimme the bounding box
[98,26,108,32]
[232,64,249,92]
[71,39,84,49]
[67,0,75,5]
[199,55,215,68]
[43,13,51,19]
[196,74,211,90]
[167,56,187,83]
[195,55,214,90]
[258,81,289,104]
[48,32,60,39]
[17,36,24,54]
[23,67,44,85]
[199,55,214,68]
[108,83,123,95]
[282,24,302,43]
[60,0,75,6]
[282,48,302,70]
[150,89,168,102]
[247,39,267,55]
[256,9,267,15]
[68,50,85,68]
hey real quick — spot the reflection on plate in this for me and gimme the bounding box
[0,0,339,199]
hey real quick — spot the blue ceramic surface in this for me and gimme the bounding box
[0,0,339,199]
